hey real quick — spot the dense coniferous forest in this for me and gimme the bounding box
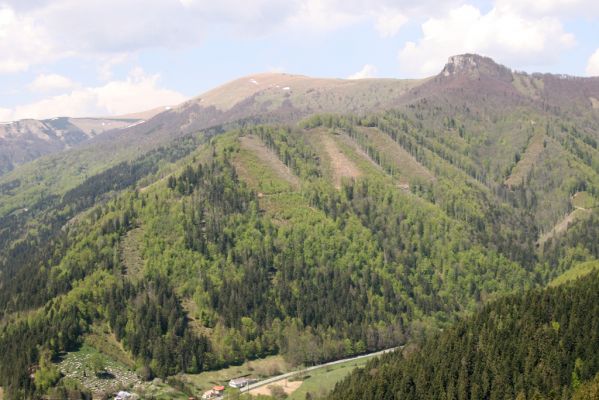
[1,56,599,398]
[328,271,599,400]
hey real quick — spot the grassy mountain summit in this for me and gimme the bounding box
[0,55,598,398]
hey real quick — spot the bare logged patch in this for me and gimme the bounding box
[240,135,300,188]
[539,191,596,245]
[360,127,435,184]
[505,134,546,187]
[120,227,145,279]
[572,191,597,209]
[337,134,383,173]
[590,97,599,109]
[512,74,544,100]
[247,380,303,397]
[321,134,362,188]
[181,298,213,337]
[538,208,591,245]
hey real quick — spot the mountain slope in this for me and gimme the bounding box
[0,73,423,218]
[0,55,599,398]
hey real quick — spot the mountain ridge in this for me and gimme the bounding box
[3,53,599,179]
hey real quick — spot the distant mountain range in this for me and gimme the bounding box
[0,107,172,175]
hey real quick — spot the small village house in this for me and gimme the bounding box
[201,385,225,399]
[228,377,257,388]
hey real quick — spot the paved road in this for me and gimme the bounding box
[241,347,398,393]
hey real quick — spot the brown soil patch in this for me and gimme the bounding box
[321,134,362,188]
[505,134,546,187]
[590,97,599,109]
[247,379,303,397]
[239,135,300,188]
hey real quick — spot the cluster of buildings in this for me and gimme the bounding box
[201,385,225,399]
[111,376,259,399]
[195,376,260,399]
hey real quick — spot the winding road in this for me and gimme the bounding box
[240,347,398,393]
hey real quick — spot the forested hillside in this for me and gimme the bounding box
[328,270,599,400]
[0,55,598,398]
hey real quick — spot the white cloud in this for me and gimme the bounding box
[586,48,599,76]
[0,0,464,74]
[1,68,187,120]
[398,4,576,77]
[285,0,364,32]
[348,64,377,79]
[284,0,454,34]
[0,108,12,122]
[97,54,132,81]
[375,10,408,37]
[494,0,599,18]
[0,6,56,72]
[28,73,76,92]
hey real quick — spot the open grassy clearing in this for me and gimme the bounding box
[286,353,376,399]
[242,352,385,399]
[549,260,599,287]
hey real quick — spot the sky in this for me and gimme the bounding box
[1,0,598,121]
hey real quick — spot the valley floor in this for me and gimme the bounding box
[243,348,396,398]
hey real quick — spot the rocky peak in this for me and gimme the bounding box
[440,54,513,81]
